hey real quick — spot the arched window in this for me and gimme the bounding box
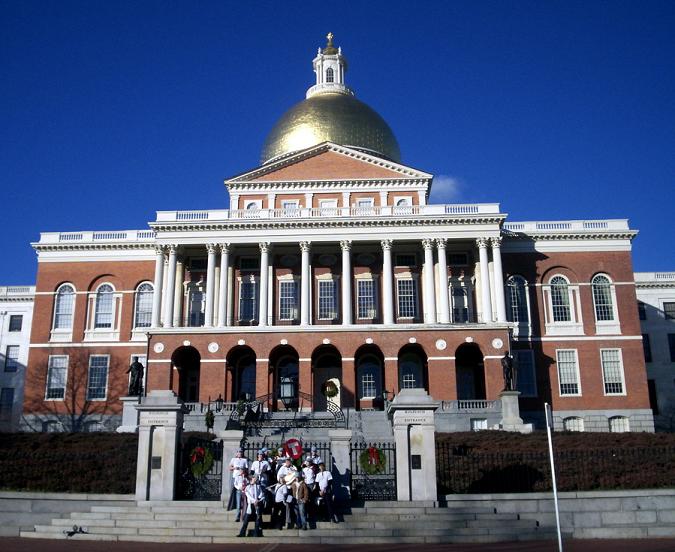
[53,284,75,329]
[357,354,382,399]
[399,352,424,390]
[246,201,258,210]
[134,283,154,328]
[396,198,410,206]
[506,275,529,323]
[94,284,114,329]
[592,274,614,321]
[550,276,571,322]
[609,416,630,433]
[326,67,334,83]
[563,417,584,432]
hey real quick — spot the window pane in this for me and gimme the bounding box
[318,280,337,320]
[556,349,579,395]
[399,353,423,389]
[279,281,298,320]
[397,279,417,318]
[358,358,381,399]
[592,276,614,321]
[46,356,68,399]
[54,286,74,329]
[134,283,153,328]
[514,350,537,396]
[8,315,22,332]
[642,334,652,363]
[601,349,624,394]
[94,285,114,329]
[0,388,14,422]
[550,277,571,322]
[563,417,584,432]
[189,290,205,326]
[357,280,376,319]
[609,416,630,433]
[665,302,675,320]
[4,345,20,372]
[87,355,109,400]
[239,282,257,321]
[638,301,647,320]
[451,286,469,322]
[507,277,529,323]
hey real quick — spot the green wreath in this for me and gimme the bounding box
[189,446,215,477]
[359,447,386,475]
[321,380,338,398]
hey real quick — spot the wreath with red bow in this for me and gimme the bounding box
[189,446,215,477]
[358,446,386,475]
[321,380,338,398]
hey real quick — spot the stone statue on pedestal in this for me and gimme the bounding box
[501,352,516,392]
[127,357,145,396]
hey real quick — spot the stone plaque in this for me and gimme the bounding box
[151,456,162,470]
[411,455,421,470]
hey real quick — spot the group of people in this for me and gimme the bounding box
[228,445,339,537]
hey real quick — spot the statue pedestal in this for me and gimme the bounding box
[498,390,533,433]
[116,396,141,433]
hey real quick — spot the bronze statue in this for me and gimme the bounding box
[501,352,516,391]
[127,356,144,396]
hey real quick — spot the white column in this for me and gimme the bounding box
[477,238,493,323]
[491,237,507,322]
[258,242,271,326]
[304,192,313,209]
[340,240,352,325]
[172,260,183,327]
[217,243,230,327]
[417,190,427,206]
[163,245,178,328]
[151,246,165,328]
[422,239,437,323]
[436,238,450,324]
[204,244,217,327]
[300,241,311,326]
[381,239,394,325]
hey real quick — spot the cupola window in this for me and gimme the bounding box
[326,67,334,83]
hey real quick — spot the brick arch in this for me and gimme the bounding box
[225,345,256,401]
[354,344,385,410]
[397,343,429,392]
[540,265,579,285]
[86,274,121,292]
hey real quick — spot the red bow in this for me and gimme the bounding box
[367,447,379,465]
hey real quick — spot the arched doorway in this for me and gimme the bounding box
[172,346,201,403]
[312,345,342,411]
[397,344,428,391]
[226,346,256,401]
[354,345,385,410]
[269,345,299,411]
[455,343,485,400]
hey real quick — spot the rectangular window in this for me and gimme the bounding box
[401,373,416,389]
[357,280,376,319]
[318,280,337,320]
[279,281,298,320]
[361,373,376,398]
[281,200,299,209]
[638,301,647,320]
[397,279,417,318]
[240,257,260,270]
[189,258,207,271]
[8,315,23,332]
[601,349,625,395]
[447,252,469,266]
[0,388,14,422]
[395,254,416,267]
[642,334,652,363]
[556,349,580,396]
[669,334,675,363]
[4,345,20,372]
[665,302,675,320]
[514,350,537,397]
[46,355,68,400]
[239,281,258,321]
[87,355,109,400]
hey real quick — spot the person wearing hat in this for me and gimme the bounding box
[309,446,323,465]
[292,472,310,530]
[276,457,297,484]
[251,450,272,488]
[237,474,264,538]
[227,448,249,514]
[315,462,339,523]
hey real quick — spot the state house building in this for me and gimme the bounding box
[22,37,654,433]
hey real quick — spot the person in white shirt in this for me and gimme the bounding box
[228,449,249,514]
[302,459,316,491]
[309,446,323,466]
[251,451,272,487]
[276,457,296,484]
[272,481,291,529]
[315,462,338,523]
[232,468,248,522]
[238,475,264,537]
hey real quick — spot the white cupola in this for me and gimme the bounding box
[306,32,354,99]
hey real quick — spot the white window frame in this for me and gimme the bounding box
[132,281,154,335]
[8,314,23,332]
[556,349,582,397]
[506,275,531,337]
[4,345,20,373]
[358,355,382,400]
[84,282,122,342]
[356,276,378,320]
[353,197,375,216]
[513,350,537,397]
[609,416,630,433]
[449,278,474,323]
[50,283,76,342]
[238,275,258,323]
[600,348,626,396]
[185,282,206,327]
[45,355,69,401]
[278,277,299,321]
[86,354,110,401]
[396,275,419,320]
[317,277,338,321]
[563,417,585,432]
[318,199,339,216]
[544,275,584,336]
[592,274,621,334]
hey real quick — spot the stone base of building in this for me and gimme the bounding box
[552,408,655,432]
[19,414,122,433]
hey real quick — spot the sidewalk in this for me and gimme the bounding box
[4,537,675,552]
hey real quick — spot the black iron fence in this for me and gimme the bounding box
[177,435,224,500]
[239,438,331,469]
[350,441,397,501]
[436,443,675,494]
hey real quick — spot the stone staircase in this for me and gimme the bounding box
[20,500,562,544]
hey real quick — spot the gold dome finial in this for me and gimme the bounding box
[323,32,338,55]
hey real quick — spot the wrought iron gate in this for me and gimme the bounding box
[350,441,397,501]
[177,435,223,500]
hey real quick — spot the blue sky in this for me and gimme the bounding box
[2,1,673,284]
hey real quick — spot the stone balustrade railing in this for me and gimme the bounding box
[440,399,499,412]
[0,286,35,297]
[634,272,675,282]
[503,219,630,233]
[38,230,156,244]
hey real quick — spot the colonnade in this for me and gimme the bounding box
[150,237,507,328]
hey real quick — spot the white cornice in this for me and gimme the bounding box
[227,179,430,192]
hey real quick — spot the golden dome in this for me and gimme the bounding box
[261,92,401,165]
